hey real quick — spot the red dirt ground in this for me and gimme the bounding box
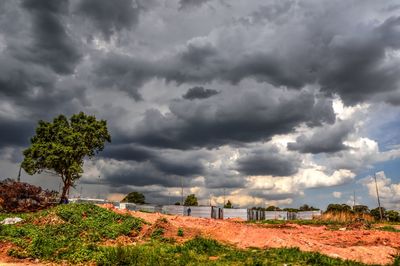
[106,205,400,265]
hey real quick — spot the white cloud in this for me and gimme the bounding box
[332,191,342,198]
[360,171,400,209]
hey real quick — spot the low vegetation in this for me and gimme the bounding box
[97,237,368,266]
[0,203,142,264]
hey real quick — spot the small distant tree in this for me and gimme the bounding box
[326,204,351,213]
[266,206,279,211]
[371,207,386,220]
[224,200,233,208]
[122,192,145,204]
[385,210,400,222]
[283,208,299,212]
[174,202,181,205]
[299,204,319,211]
[184,194,198,206]
[353,205,369,214]
[21,112,111,202]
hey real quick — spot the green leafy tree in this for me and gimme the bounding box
[326,204,352,213]
[224,200,233,208]
[353,205,369,214]
[266,206,281,211]
[174,202,181,205]
[385,210,400,222]
[283,208,299,212]
[299,204,319,211]
[371,207,386,220]
[21,112,111,202]
[184,194,198,206]
[122,192,145,204]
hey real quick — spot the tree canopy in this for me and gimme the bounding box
[122,192,145,204]
[184,194,198,206]
[299,204,319,211]
[326,204,352,213]
[22,112,111,201]
[224,200,233,208]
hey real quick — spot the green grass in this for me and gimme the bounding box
[377,226,400,232]
[0,203,142,264]
[97,237,372,266]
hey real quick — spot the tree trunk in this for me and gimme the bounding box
[60,179,70,204]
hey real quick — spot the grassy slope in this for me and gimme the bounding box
[0,203,386,265]
[0,203,142,263]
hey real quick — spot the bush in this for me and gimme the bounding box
[177,228,184,237]
[0,179,57,213]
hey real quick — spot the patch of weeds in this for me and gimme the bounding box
[378,226,400,232]
[177,228,184,237]
[158,217,168,223]
[150,228,164,239]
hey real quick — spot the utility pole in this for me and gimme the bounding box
[374,173,383,221]
[17,164,22,182]
[181,176,184,206]
[223,188,226,208]
[353,190,356,210]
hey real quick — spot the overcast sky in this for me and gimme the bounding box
[1,0,400,209]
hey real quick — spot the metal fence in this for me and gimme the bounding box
[161,205,185,215]
[70,198,321,221]
[264,211,288,220]
[223,208,248,220]
[294,210,322,220]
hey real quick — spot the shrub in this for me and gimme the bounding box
[177,228,184,237]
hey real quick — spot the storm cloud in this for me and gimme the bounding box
[288,120,355,154]
[182,86,219,100]
[236,146,300,176]
[1,0,400,207]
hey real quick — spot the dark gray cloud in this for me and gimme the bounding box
[100,144,156,162]
[86,160,203,188]
[93,54,152,100]
[19,0,82,75]
[93,9,400,106]
[236,146,299,176]
[288,120,354,154]
[0,116,34,148]
[182,86,219,100]
[1,0,400,206]
[128,90,335,149]
[99,144,207,183]
[74,0,141,39]
[179,0,210,10]
[317,16,400,105]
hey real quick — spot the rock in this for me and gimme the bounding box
[1,217,23,225]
